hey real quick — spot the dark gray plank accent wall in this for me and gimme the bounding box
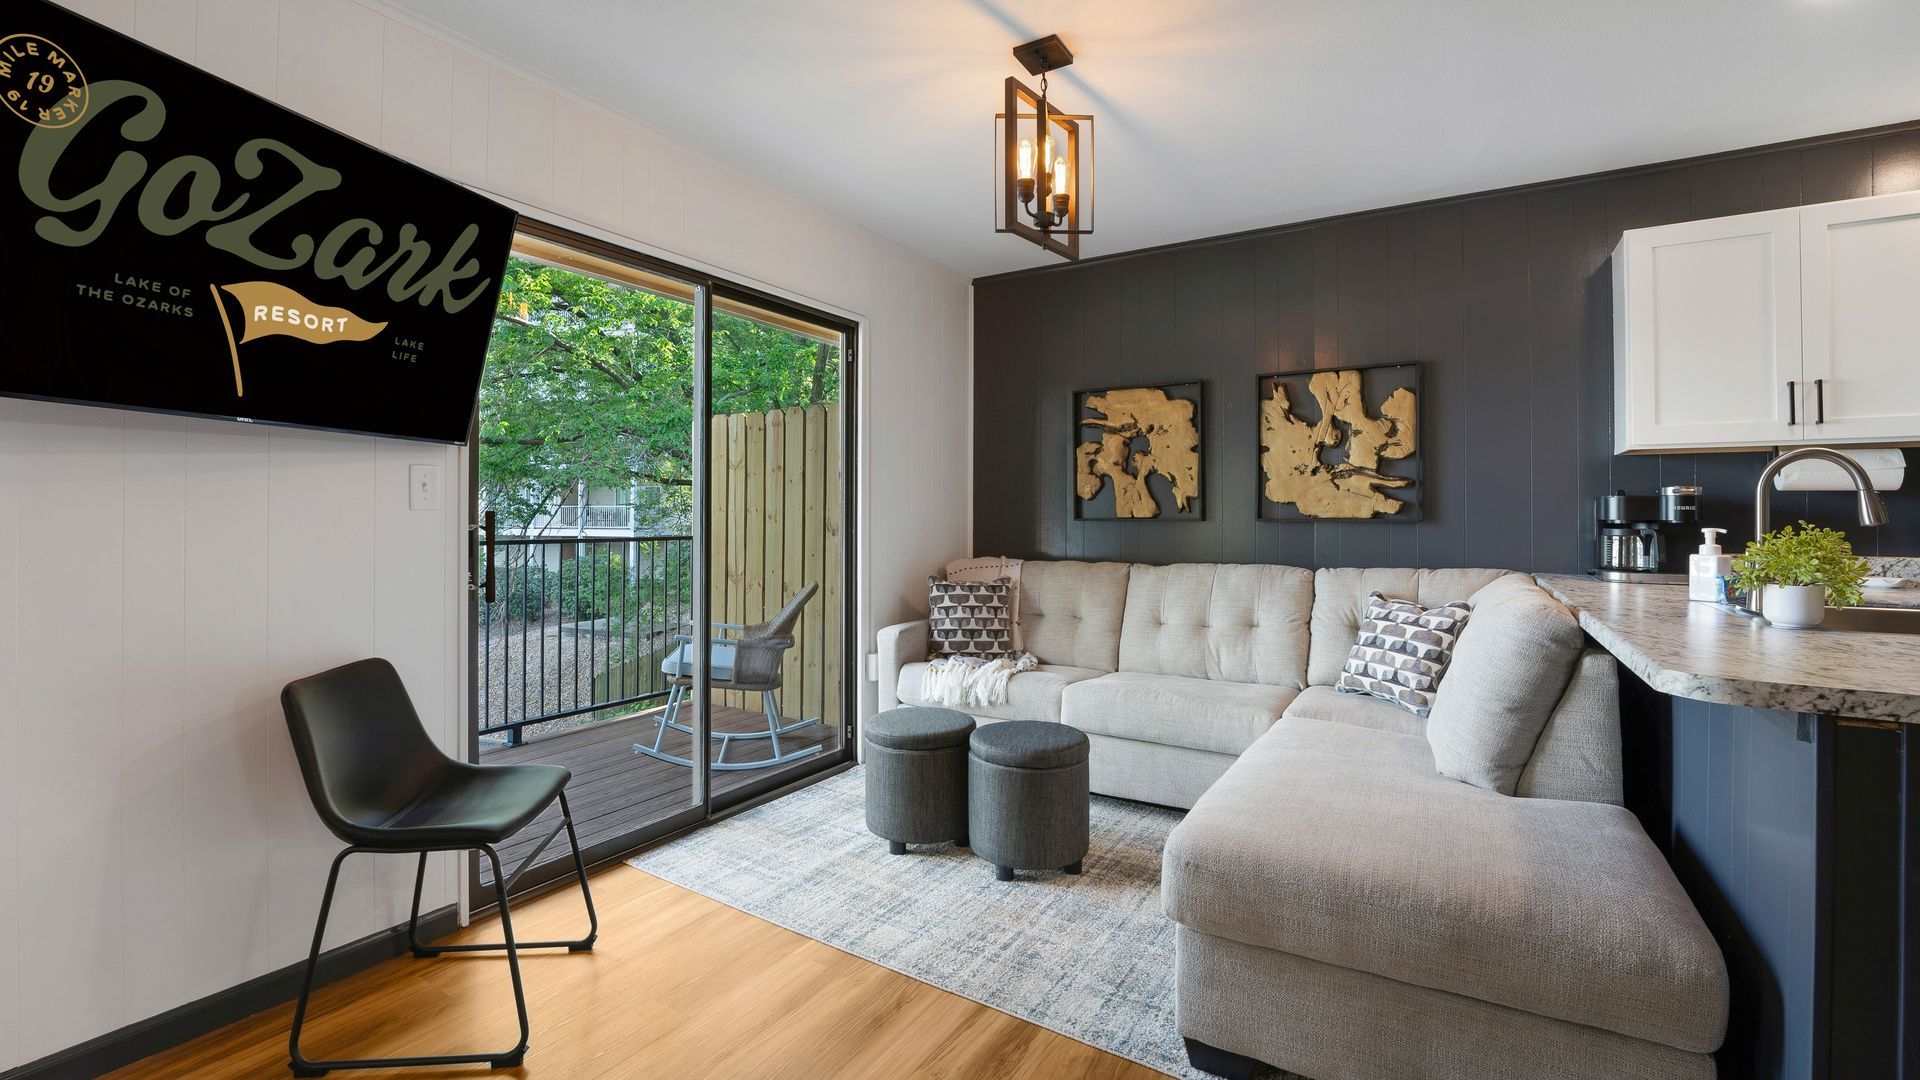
[973,123,1920,570]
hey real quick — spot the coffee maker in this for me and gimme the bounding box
[1594,485,1699,583]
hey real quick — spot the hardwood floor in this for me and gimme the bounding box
[106,863,1162,1080]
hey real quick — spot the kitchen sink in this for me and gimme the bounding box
[1816,605,1920,634]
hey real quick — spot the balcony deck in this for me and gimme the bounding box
[478,702,841,879]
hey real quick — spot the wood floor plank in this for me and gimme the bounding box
[105,864,1158,1080]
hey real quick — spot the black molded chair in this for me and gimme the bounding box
[280,658,598,1076]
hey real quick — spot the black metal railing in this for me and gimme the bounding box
[478,534,693,747]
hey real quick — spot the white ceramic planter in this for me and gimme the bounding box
[1761,584,1828,629]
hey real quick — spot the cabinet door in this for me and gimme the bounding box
[1801,191,1920,443]
[1615,208,1803,452]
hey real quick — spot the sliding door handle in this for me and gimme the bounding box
[1815,378,1825,425]
[483,510,496,604]
[1787,381,1796,426]
[471,511,497,603]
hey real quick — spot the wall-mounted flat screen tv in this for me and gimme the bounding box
[0,0,517,444]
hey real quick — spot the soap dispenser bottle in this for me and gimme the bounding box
[1689,528,1732,603]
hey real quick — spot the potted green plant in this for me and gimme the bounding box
[1730,521,1870,629]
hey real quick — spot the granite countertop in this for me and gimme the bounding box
[1535,574,1920,724]
[1862,555,1920,609]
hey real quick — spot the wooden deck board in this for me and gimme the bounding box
[480,704,839,880]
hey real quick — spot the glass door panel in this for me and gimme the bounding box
[704,292,853,807]
[471,232,705,895]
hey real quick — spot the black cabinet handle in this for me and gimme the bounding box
[1787,381,1796,426]
[1815,378,1825,424]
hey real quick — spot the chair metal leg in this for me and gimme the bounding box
[763,691,783,759]
[412,795,599,955]
[557,792,600,952]
[406,852,431,958]
[634,684,825,771]
[482,845,531,1069]
[292,846,528,1075]
[654,684,682,752]
[288,847,351,1077]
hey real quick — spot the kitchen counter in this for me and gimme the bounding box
[1534,573,1920,723]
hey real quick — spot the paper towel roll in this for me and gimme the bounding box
[1771,448,1906,492]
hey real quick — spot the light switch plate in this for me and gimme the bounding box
[409,464,441,511]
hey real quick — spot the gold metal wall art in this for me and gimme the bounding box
[1257,363,1421,521]
[1074,381,1203,521]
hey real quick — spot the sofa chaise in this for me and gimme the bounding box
[875,560,1726,1080]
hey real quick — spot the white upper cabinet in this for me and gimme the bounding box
[1613,208,1801,452]
[1800,191,1920,443]
[1614,192,1920,453]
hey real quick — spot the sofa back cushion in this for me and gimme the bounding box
[1425,575,1587,795]
[1307,568,1515,687]
[1018,561,1131,671]
[1118,563,1314,688]
[1516,649,1624,805]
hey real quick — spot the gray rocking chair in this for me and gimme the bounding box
[634,582,823,771]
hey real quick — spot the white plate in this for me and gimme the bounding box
[1863,576,1915,590]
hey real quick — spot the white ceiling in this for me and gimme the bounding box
[388,0,1920,279]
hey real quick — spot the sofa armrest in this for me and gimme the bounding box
[875,619,929,711]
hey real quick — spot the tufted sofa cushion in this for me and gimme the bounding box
[1307,568,1516,687]
[1117,563,1314,689]
[1017,561,1131,672]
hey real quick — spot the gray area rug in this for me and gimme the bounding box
[627,766,1288,1078]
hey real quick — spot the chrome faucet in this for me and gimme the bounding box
[1746,447,1889,613]
[1753,447,1890,540]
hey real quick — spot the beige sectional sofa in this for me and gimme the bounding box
[875,560,1727,1080]
[877,560,1622,808]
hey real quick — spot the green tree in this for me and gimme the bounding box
[479,255,839,532]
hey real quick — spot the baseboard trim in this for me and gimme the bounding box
[0,905,459,1080]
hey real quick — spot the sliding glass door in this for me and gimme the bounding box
[467,222,855,901]
[703,288,854,811]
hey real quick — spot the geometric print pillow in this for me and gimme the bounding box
[1333,592,1472,718]
[927,576,1016,660]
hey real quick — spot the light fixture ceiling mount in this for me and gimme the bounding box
[995,35,1094,261]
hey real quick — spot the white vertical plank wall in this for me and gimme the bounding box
[0,0,971,1068]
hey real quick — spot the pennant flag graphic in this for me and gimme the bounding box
[210,281,390,396]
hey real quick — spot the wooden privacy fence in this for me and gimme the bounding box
[709,404,843,732]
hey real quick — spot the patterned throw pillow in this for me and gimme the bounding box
[928,577,1016,659]
[1334,592,1472,718]
[944,556,1025,652]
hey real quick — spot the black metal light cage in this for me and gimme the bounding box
[996,75,1095,260]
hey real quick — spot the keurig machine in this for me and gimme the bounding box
[1594,485,1699,583]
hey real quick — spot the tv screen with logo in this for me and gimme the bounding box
[0,0,517,444]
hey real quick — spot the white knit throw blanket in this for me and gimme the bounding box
[920,652,1038,709]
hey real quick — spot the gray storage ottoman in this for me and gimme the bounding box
[967,720,1091,881]
[864,706,975,854]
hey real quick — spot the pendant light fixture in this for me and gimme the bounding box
[995,35,1094,261]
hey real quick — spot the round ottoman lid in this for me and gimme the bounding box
[969,720,1089,770]
[867,706,975,751]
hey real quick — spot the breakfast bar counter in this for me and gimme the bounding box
[1534,574,1920,723]
[1534,573,1920,1080]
